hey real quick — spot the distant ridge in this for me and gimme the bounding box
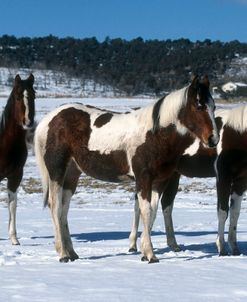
[0,35,247,98]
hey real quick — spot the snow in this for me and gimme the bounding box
[0,67,120,98]
[222,81,247,93]
[1,97,247,302]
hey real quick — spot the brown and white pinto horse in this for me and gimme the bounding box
[34,75,218,263]
[0,74,35,245]
[129,105,247,256]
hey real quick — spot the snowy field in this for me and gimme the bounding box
[1,97,247,302]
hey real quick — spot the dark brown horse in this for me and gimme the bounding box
[0,74,35,245]
[129,105,247,256]
[34,75,218,262]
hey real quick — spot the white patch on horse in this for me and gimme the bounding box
[228,192,243,254]
[215,108,229,154]
[159,86,188,135]
[8,190,19,245]
[88,105,153,175]
[226,105,247,133]
[206,97,219,145]
[216,208,228,255]
[183,139,200,156]
[23,90,30,127]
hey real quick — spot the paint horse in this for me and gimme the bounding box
[0,74,35,245]
[34,75,218,263]
[129,105,247,256]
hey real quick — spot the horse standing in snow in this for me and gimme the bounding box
[0,74,35,245]
[129,105,247,256]
[34,75,218,263]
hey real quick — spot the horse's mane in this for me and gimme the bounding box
[0,92,15,136]
[152,86,188,132]
[224,105,247,133]
[152,96,165,132]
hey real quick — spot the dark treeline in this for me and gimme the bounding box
[0,35,247,96]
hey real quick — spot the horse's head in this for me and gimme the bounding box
[180,75,219,148]
[13,74,35,129]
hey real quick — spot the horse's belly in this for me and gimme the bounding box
[177,154,216,178]
[79,148,132,183]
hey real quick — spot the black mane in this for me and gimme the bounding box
[152,96,165,133]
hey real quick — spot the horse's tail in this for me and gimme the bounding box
[34,121,49,208]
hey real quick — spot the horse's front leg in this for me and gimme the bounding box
[7,174,22,245]
[215,168,231,256]
[7,190,20,245]
[161,173,181,252]
[228,191,243,255]
[129,193,140,252]
[137,183,159,263]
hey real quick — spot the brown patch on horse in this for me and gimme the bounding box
[75,149,130,182]
[45,107,130,184]
[178,152,216,178]
[132,125,194,200]
[221,126,247,151]
[44,107,91,184]
[94,113,113,128]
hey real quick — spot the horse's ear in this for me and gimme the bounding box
[202,75,210,88]
[28,73,35,85]
[14,74,21,85]
[190,75,199,89]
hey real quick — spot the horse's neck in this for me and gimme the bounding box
[0,99,23,138]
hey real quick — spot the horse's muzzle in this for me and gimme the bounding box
[207,134,219,148]
[23,120,35,130]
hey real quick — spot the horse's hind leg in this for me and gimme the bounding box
[7,173,23,245]
[46,154,79,262]
[49,180,76,262]
[228,191,242,255]
[228,177,246,255]
[161,173,181,252]
[129,194,140,252]
[60,161,81,262]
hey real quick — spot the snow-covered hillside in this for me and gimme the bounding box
[1,98,247,302]
[0,67,119,98]
[1,64,247,99]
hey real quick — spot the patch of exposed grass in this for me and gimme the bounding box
[21,178,42,193]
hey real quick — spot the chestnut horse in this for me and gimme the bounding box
[129,105,247,256]
[34,75,218,262]
[0,74,35,245]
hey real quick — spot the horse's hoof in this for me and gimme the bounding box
[141,256,159,263]
[59,256,70,263]
[219,251,228,256]
[170,245,182,252]
[232,249,241,256]
[71,254,79,261]
[11,238,20,245]
[148,257,159,264]
[129,247,137,253]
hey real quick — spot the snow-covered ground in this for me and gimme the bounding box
[1,97,247,302]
